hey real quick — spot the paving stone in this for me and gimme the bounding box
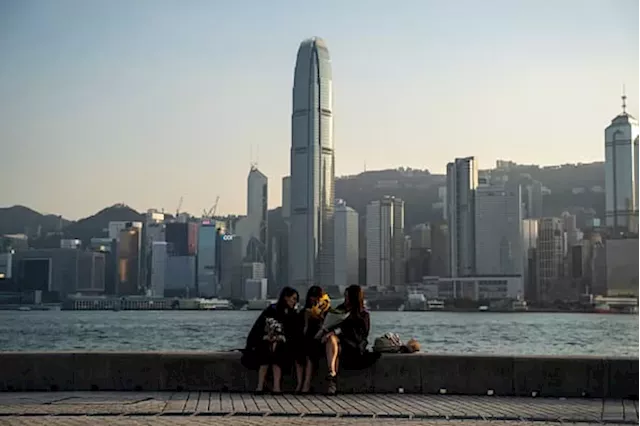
[0,417,631,425]
[0,391,634,424]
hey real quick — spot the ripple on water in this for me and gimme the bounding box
[0,310,637,356]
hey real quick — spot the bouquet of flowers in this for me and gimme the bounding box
[314,307,350,340]
[263,317,286,349]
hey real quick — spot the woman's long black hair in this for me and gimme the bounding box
[304,285,324,309]
[275,286,299,312]
[344,285,365,316]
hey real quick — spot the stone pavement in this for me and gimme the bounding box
[0,392,637,425]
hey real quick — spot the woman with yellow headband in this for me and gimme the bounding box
[294,286,331,393]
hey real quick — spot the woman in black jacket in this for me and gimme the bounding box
[243,287,299,393]
[321,285,378,395]
[294,286,330,393]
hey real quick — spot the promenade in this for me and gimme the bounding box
[0,391,637,425]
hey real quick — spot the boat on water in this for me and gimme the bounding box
[478,305,489,312]
[197,298,233,310]
[426,299,445,310]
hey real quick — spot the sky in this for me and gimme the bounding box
[0,0,638,220]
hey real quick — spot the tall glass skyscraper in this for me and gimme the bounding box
[289,37,335,290]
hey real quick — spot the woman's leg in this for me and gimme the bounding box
[256,365,268,391]
[325,334,340,376]
[301,357,314,392]
[272,365,282,392]
[295,361,304,392]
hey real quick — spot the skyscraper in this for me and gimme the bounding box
[289,37,335,290]
[446,157,478,277]
[235,166,268,263]
[605,93,639,235]
[366,197,405,288]
[334,200,359,288]
[474,180,523,275]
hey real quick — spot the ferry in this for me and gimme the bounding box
[426,299,445,311]
[198,298,233,310]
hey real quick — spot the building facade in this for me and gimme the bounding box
[604,96,640,234]
[366,197,405,288]
[446,157,478,277]
[475,181,523,275]
[334,200,359,289]
[289,37,335,291]
[235,166,268,263]
[536,217,566,302]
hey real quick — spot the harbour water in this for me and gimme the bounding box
[0,310,636,356]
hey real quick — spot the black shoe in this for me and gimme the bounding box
[326,374,337,395]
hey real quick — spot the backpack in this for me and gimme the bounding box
[373,332,404,353]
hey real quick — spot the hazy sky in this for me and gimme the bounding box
[1,0,638,220]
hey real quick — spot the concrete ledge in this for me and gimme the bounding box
[0,352,636,399]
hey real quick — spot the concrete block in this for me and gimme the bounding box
[73,352,167,391]
[162,352,254,392]
[371,354,422,393]
[420,354,514,396]
[606,357,639,399]
[513,356,604,398]
[0,352,75,391]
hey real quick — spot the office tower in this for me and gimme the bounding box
[446,157,478,277]
[117,226,142,295]
[521,219,539,301]
[108,221,142,241]
[605,93,640,234]
[407,224,431,283]
[197,220,224,297]
[150,242,168,297]
[429,222,449,277]
[475,181,523,275]
[525,181,544,219]
[218,234,244,299]
[235,166,268,263]
[334,200,359,288]
[536,218,566,302]
[282,176,291,223]
[366,197,405,288]
[165,222,198,256]
[165,255,197,298]
[289,37,335,291]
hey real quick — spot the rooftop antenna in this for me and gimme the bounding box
[622,84,627,114]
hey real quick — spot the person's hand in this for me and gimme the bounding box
[321,331,335,344]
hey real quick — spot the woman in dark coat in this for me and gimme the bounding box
[243,287,299,393]
[320,285,379,395]
[294,286,330,393]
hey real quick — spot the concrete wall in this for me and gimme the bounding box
[0,352,636,399]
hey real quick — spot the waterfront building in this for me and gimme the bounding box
[605,93,639,234]
[366,196,405,288]
[446,157,478,277]
[289,37,335,291]
[334,200,359,289]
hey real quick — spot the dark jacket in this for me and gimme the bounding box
[242,304,298,369]
[329,304,371,354]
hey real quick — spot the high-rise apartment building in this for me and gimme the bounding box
[475,181,523,275]
[236,166,268,263]
[366,197,404,288]
[446,157,478,277]
[289,37,335,291]
[334,200,359,288]
[605,94,639,234]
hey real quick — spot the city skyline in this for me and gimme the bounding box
[0,0,638,220]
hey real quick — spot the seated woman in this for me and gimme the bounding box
[320,285,379,395]
[243,287,299,393]
[295,286,331,393]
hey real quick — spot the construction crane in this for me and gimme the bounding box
[202,196,220,219]
[176,196,183,218]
